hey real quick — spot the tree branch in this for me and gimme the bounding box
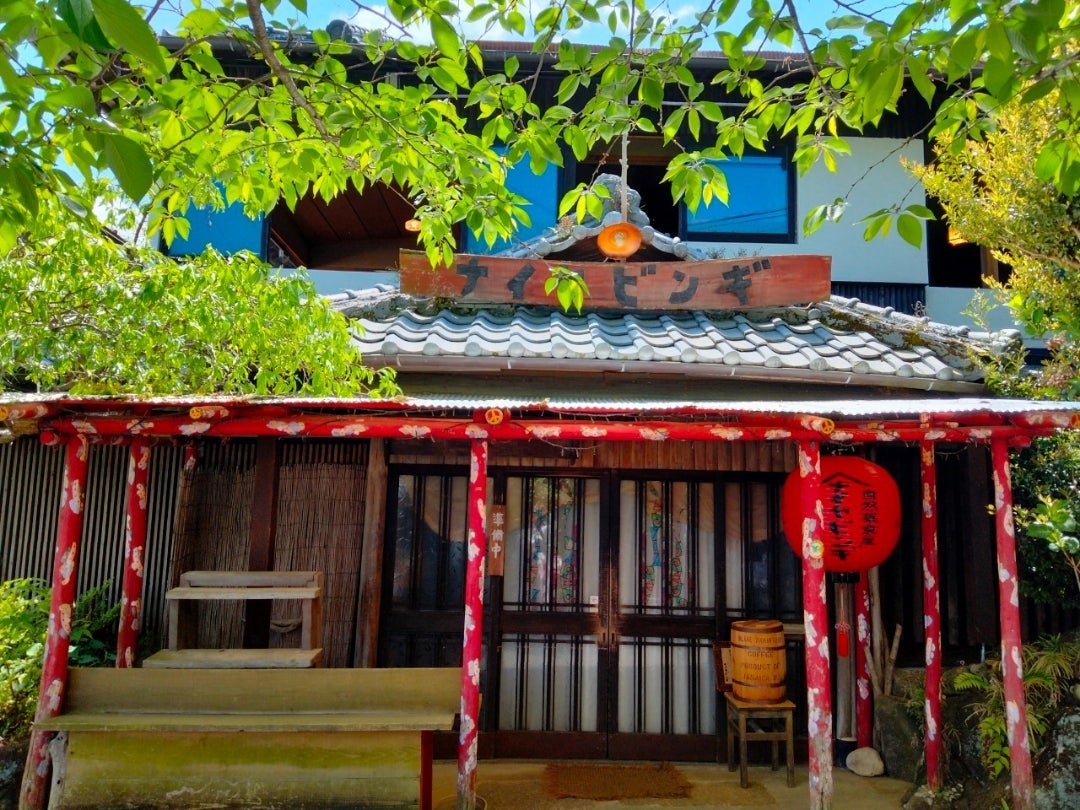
[244,0,333,141]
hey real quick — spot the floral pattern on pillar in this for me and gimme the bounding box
[20,435,89,810]
[855,571,873,749]
[920,442,943,789]
[798,440,833,810]
[117,441,150,667]
[457,437,488,810]
[991,439,1034,810]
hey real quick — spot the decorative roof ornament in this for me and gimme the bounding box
[596,131,643,259]
[497,174,706,262]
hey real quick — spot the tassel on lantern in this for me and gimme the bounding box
[836,583,851,658]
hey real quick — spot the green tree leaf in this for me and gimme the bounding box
[896,212,924,248]
[91,0,169,76]
[103,132,153,200]
[58,0,111,50]
[430,14,461,56]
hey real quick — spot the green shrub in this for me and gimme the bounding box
[1012,433,1080,610]
[0,578,119,741]
[0,579,49,740]
[954,633,1080,779]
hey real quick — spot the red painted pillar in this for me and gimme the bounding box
[117,441,150,667]
[920,442,943,789]
[990,439,1034,809]
[854,571,873,749]
[20,435,89,810]
[183,443,198,472]
[798,440,833,809]
[457,437,489,810]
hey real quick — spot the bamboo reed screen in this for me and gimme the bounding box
[166,440,367,667]
[167,441,256,651]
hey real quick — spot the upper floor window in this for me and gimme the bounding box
[681,152,795,243]
[573,138,796,245]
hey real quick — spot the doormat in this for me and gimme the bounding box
[542,761,692,800]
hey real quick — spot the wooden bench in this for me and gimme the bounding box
[145,570,323,669]
[37,666,459,809]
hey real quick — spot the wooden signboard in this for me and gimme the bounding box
[488,505,506,577]
[399,250,831,310]
[712,640,733,693]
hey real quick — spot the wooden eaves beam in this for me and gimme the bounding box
[31,413,1067,444]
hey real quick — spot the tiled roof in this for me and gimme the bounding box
[334,286,1020,393]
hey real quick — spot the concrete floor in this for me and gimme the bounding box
[433,760,914,809]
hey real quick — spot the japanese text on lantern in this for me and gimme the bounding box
[782,458,901,573]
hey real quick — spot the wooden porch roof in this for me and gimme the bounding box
[2,394,1078,444]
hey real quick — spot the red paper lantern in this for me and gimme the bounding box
[781,456,902,572]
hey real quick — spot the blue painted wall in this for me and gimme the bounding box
[163,203,267,257]
[463,152,559,254]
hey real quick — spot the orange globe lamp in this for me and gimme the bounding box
[596,222,642,259]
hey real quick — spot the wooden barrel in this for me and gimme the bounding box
[730,620,787,703]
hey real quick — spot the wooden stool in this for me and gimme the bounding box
[725,693,795,788]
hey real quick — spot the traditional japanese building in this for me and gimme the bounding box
[4,181,1079,810]
[2,30,1074,810]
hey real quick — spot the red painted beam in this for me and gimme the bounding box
[0,403,54,421]
[798,440,833,810]
[20,436,89,809]
[991,439,1034,809]
[117,441,150,667]
[41,414,1056,444]
[920,442,943,789]
[1008,411,1080,429]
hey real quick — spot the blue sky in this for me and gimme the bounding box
[145,1,859,44]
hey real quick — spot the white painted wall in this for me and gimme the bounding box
[282,268,399,297]
[925,286,1044,345]
[689,137,928,284]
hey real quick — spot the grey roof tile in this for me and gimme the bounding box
[766,339,799,355]
[911,359,947,377]
[673,327,718,351]
[865,337,896,354]
[850,344,884,360]
[807,354,855,373]
[810,343,841,357]
[854,358,899,375]
[347,291,1016,390]
[832,332,869,348]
